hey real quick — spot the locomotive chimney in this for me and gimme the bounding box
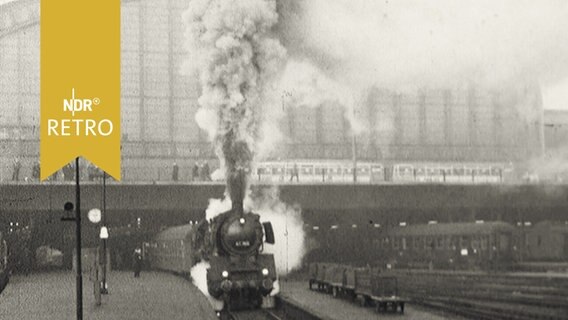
[229,168,246,216]
[232,199,244,216]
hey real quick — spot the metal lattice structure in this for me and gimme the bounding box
[0,0,545,181]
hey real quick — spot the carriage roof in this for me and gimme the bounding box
[388,221,514,237]
[532,221,568,233]
[154,224,196,241]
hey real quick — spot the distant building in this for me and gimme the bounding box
[0,0,548,181]
[544,110,568,152]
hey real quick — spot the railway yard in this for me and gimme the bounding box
[1,182,568,319]
[5,268,568,320]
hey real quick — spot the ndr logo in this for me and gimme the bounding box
[63,88,100,116]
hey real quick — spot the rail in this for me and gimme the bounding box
[394,270,568,320]
[224,296,326,320]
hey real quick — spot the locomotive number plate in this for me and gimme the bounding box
[235,241,250,247]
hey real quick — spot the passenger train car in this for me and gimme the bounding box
[146,205,277,312]
[147,225,197,274]
[252,161,509,184]
[377,222,517,270]
[311,221,518,271]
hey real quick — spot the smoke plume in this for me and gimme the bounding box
[190,261,224,311]
[184,0,286,204]
[277,0,568,89]
[245,187,306,275]
[248,0,568,158]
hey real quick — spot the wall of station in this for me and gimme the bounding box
[0,0,546,182]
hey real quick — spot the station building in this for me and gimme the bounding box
[0,0,550,182]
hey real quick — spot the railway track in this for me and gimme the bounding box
[394,270,568,320]
[228,309,281,320]
[226,297,325,320]
[414,296,568,320]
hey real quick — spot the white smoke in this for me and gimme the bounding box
[245,187,306,275]
[190,261,224,311]
[528,148,568,182]
[251,0,568,157]
[205,196,232,221]
[285,0,568,89]
[184,0,286,187]
[279,60,365,134]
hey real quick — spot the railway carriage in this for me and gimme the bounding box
[380,222,516,270]
[147,225,197,274]
[253,160,507,184]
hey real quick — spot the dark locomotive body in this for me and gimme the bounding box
[147,206,277,311]
[204,209,277,310]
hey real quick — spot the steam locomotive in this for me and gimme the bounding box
[147,204,277,312]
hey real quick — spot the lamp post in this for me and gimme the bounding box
[101,172,108,294]
[60,158,83,320]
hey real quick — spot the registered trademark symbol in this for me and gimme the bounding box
[93,98,100,105]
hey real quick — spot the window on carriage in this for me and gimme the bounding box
[436,237,444,249]
[372,238,381,249]
[424,236,434,249]
[471,236,480,251]
[481,236,488,250]
[413,237,421,249]
[460,236,468,248]
[450,236,458,250]
[444,236,452,249]
[401,237,407,250]
[499,234,510,250]
[382,237,390,249]
[393,237,399,249]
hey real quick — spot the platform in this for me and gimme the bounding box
[279,281,462,320]
[0,271,217,320]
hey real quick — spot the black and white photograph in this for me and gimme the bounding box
[0,0,567,319]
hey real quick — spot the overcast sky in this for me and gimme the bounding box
[543,78,568,110]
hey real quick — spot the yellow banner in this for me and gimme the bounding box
[40,0,121,181]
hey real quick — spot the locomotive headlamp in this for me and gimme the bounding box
[239,218,245,224]
[262,268,269,276]
[222,270,229,278]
